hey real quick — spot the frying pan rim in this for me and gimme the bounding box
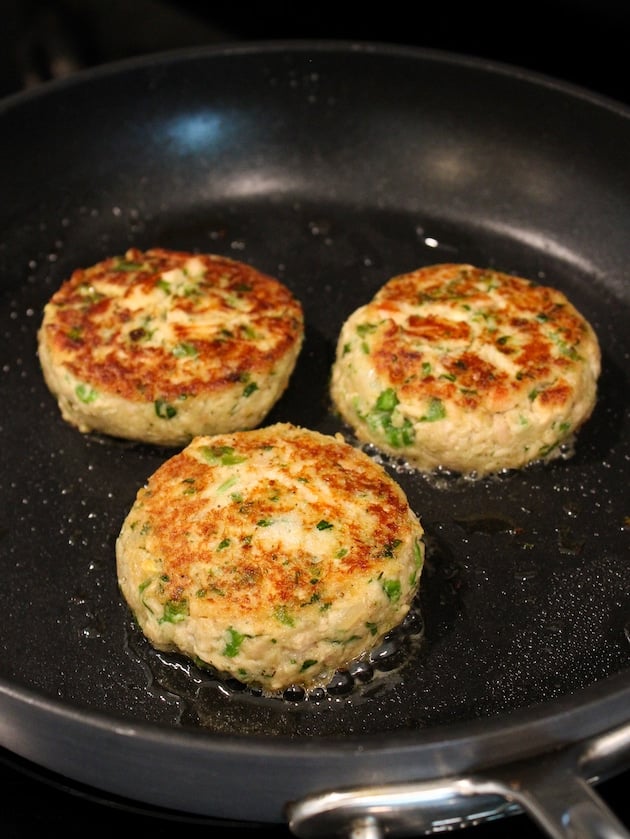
[1,37,629,119]
[1,36,629,752]
[1,668,628,758]
[1,39,629,821]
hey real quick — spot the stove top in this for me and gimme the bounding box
[2,3,629,837]
[2,745,629,838]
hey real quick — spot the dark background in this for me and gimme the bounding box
[1,1,628,837]
[1,0,629,105]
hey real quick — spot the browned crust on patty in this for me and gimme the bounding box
[135,426,417,619]
[369,263,597,415]
[39,247,304,403]
[330,263,601,475]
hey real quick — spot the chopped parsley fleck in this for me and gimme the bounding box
[239,324,257,339]
[375,388,398,412]
[78,284,106,304]
[223,627,247,657]
[413,538,423,567]
[181,477,196,495]
[242,381,259,397]
[316,520,333,530]
[538,441,559,458]
[410,538,424,585]
[159,599,188,624]
[200,445,247,465]
[419,397,446,422]
[381,579,402,602]
[115,259,145,272]
[274,605,295,626]
[172,341,198,359]
[155,398,177,419]
[382,538,402,557]
[76,383,98,404]
[547,330,582,361]
[364,388,415,448]
[217,475,238,493]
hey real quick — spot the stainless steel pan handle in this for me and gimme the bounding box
[287,719,630,839]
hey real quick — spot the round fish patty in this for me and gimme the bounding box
[115,423,425,693]
[37,248,304,445]
[330,263,601,476]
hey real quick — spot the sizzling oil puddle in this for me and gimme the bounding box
[123,598,427,725]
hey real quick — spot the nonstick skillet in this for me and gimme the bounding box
[0,41,629,838]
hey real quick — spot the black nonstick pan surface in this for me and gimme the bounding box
[0,41,629,833]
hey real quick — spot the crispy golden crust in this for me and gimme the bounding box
[330,263,601,475]
[37,248,304,444]
[116,423,425,692]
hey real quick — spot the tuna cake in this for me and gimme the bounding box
[330,263,601,477]
[115,422,425,693]
[37,247,304,446]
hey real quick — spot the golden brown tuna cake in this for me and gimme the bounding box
[115,422,425,693]
[330,263,601,477]
[37,247,304,445]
